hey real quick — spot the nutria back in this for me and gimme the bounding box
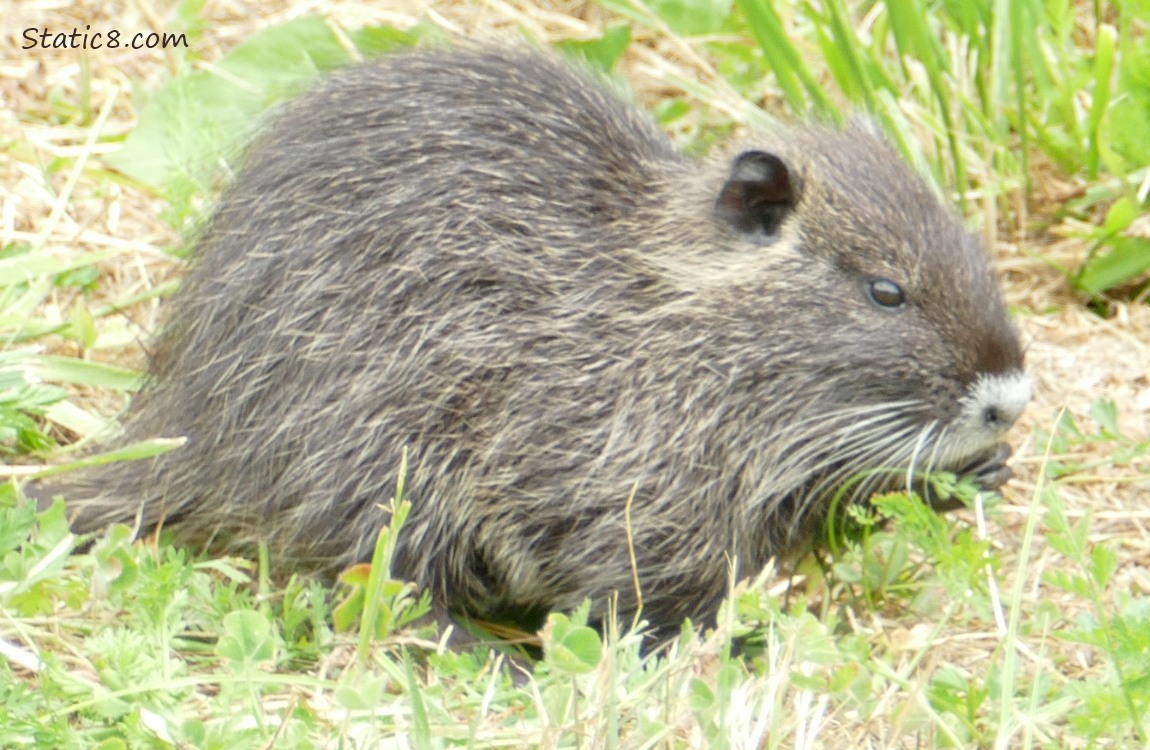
[56,48,1030,635]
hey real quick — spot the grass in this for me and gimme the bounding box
[1,0,1149,747]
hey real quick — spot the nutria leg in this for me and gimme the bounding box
[960,441,1014,492]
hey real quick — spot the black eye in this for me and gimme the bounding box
[868,279,906,309]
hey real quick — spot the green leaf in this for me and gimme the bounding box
[1076,236,1150,295]
[1105,36,1150,167]
[0,249,119,284]
[1089,544,1118,589]
[32,438,185,480]
[1090,399,1121,437]
[1086,24,1118,178]
[405,654,433,749]
[0,492,38,560]
[35,356,144,391]
[109,16,358,194]
[1100,196,1142,237]
[334,673,387,710]
[66,299,98,348]
[557,25,633,73]
[348,22,436,56]
[54,263,100,289]
[737,0,838,116]
[654,98,692,125]
[649,0,733,35]
[216,609,276,667]
[688,677,716,711]
[544,611,603,674]
[92,739,129,750]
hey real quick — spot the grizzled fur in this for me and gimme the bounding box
[55,48,1026,635]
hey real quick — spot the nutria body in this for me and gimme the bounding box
[58,48,1030,635]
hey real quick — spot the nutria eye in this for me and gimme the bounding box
[868,279,906,308]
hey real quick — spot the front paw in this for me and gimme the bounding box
[959,441,1014,492]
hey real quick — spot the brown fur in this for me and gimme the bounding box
[51,48,1028,636]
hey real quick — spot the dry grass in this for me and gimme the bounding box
[2,0,1148,747]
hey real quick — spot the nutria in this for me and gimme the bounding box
[49,47,1030,636]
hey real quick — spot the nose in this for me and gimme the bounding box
[977,371,1032,435]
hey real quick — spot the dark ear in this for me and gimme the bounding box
[714,150,796,237]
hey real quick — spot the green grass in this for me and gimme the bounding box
[4,415,1149,746]
[2,0,1149,747]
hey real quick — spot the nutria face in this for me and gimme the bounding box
[706,125,1030,517]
